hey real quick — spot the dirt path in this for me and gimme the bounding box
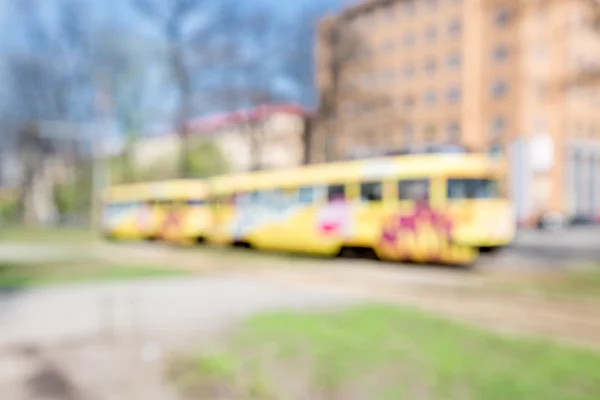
[2,241,599,399]
[0,339,184,400]
[255,265,600,349]
[94,242,600,350]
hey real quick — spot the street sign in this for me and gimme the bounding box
[530,134,554,173]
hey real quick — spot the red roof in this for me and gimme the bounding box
[186,104,306,134]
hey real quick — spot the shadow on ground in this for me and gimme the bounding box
[26,361,84,400]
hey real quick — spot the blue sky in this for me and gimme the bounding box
[0,0,346,143]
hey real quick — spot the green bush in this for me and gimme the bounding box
[188,140,230,178]
[111,138,231,183]
[54,163,93,218]
[0,196,18,223]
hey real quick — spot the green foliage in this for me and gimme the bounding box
[188,140,230,178]
[172,304,600,400]
[54,182,80,215]
[53,163,93,217]
[0,196,19,222]
[110,138,230,183]
[0,260,190,288]
[0,226,97,243]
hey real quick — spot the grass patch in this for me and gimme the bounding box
[170,304,600,400]
[0,260,190,288]
[0,226,98,243]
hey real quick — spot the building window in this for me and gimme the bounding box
[424,124,437,140]
[424,91,437,106]
[494,7,511,27]
[492,45,509,62]
[402,95,415,109]
[363,74,376,87]
[491,79,508,98]
[381,70,395,83]
[425,0,438,9]
[403,0,415,15]
[447,52,461,68]
[403,33,415,47]
[425,58,437,74]
[532,116,547,132]
[425,26,437,42]
[344,102,355,116]
[385,4,396,21]
[448,19,461,36]
[447,85,461,102]
[403,125,414,140]
[447,122,460,142]
[491,116,506,136]
[382,39,395,52]
[533,43,548,59]
[403,63,415,77]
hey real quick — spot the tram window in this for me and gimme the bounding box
[447,178,499,199]
[327,184,345,202]
[398,179,430,201]
[234,192,248,206]
[298,186,314,204]
[360,182,383,202]
[212,197,226,207]
[264,189,284,208]
[222,194,234,204]
[187,199,205,206]
[236,192,260,206]
[248,191,260,203]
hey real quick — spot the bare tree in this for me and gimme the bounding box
[4,0,96,225]
[203,8,286,171]
[94,31,154,183]
[132,0,236,178]
[276,5,340,166]
[207,6,323,171]
[316,16,398,162]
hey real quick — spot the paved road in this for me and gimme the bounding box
[508,227,600,265]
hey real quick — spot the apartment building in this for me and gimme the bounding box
[313,0,600,224]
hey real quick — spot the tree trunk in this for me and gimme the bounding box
[170,41,193,179]
[20,158,58,226]
[248,122,262,172]
[18,123,59,226]
[178,125,191,178]
[302,115,313,165]
[120,144,135,183]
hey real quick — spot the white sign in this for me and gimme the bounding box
[529,134,554,173]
